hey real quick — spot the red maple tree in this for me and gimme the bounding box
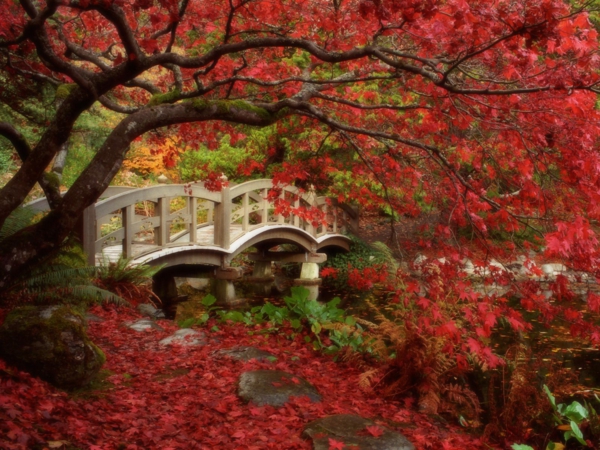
[1,0,600,359]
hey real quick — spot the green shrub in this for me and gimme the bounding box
[178,135,249,182]
[321,236,395,292]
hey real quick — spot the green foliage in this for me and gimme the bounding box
[543,384,594,447]
[96,257,163,288]
[177,135,250,182]
[0,147,14,175]
[178,287,363,354]
[252,287,363,352]
[283,286,346,330]
[94,257,164,305]
[10,264,128,307]
[178,294,221,328]
[62,143,96,187]
[62,105,119,187]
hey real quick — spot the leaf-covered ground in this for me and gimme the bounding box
[0,305,496,450]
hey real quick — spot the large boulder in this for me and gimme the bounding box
[0,305,105,389]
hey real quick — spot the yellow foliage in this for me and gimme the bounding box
[123,136,187,178]
[123,144,169,176]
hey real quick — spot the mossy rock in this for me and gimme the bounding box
[0,305,105,389]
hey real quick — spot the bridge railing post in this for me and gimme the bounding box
[277,189,285,224]
[293,196,300,227]
[305,185,316,237]
[214,176,231,250]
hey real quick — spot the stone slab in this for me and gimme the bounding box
[238,370,321,407]
[126,318,164,332]
[218,346,276,362]
[159,328,205,346]
[303,414,415,450]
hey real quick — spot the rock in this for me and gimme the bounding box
[0,305,105,389]
[176,277,210,290]
[303,414,415,450]
[238,370,321,407]
[461,258,475,275]
[488,259,507,272]
[138,303,166,319]
[85,313,104,322]
[159,328,205,346]
[541,263,567,277]
[126,318,164,332]
[217,346,275,362]
[413,254,428,267]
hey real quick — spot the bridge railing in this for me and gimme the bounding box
[228,179,340,246]
[73,179,349,264]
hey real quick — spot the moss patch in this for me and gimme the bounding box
[187,98,271,119]
[147,89,182,106]
[56,83,77,100]
[0,305,105,389]
[69,368,115,399]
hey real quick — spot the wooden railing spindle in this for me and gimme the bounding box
[189,197,197,243]
[242,193,249,232]
[122,205,134,257]
[156,197,169,246]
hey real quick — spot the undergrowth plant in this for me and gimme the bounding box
[0,208,162,308]
[320,236,395,293]
[94,257,164,306]
[2,243,128,308]
[511,385,600,450]
[179,287,363,354]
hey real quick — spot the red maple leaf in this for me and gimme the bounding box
[365,425,384,437]
[329,438,346,450]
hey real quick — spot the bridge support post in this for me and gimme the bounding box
[245,261,275,296]
[212,266,243,306]
[247,252,326,301]
[293,262,322,301]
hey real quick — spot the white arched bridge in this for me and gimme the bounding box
[28,179,352,304]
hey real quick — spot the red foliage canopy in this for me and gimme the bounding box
[1,0,600,348]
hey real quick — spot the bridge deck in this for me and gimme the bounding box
[97,224,244,264]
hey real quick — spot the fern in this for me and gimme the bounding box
[358,368,381,392]
[440,383,482,424]
[12,265,129,307]
[371,241,399,273]
[97,256,163,286]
